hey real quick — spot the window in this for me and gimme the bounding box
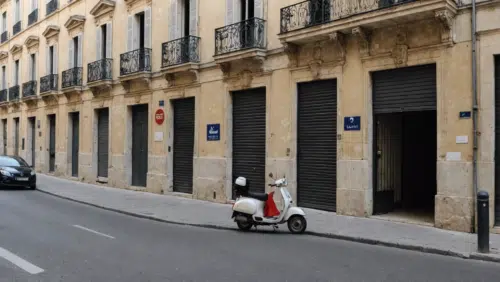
[73,37,78,67]
[49,46,53,73]
[14,60,19,85]
[226,0,262,24]
[240,0,255,21]
[169,0,198,40]
[14,0,20,23]
[127,8,151,51]
[1,66,6,90]
[30,54,36,81]
[31,0,38,11]
[1,12,6,33]
[101,25,107,59]
[68,35,82,68]
[96,23,112,60]
[46,44,57,75]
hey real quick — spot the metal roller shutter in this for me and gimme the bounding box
[297,79,337,211]
[71,113,79,177]
[372,64,437,114]
[97,108,109,178]
[173,97,195,194]
[232,88,266,195]
[132,104,149,187]
[495,56,500,225]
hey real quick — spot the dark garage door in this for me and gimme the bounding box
[495,56,500,225]
[232,88,266,195]
[97,108,109,178]
[173,97,195,194]
[297,79,337,211]
[132,104,148,187]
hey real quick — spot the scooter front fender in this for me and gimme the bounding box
[284,206,306,221]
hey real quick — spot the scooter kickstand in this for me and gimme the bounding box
[272,225,279,232]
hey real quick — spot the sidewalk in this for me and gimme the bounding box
[36,174,500,263]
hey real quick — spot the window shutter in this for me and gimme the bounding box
[106,22,112,58]
[144,7,151,48]
[68,39,74,69]
[225,0,233,25]
[33,54,37,81]
[233,0,241,22]
[127,15,133,51]
[53,44,58,73]
[254,0,263,19]
[189,0,198,36]
[96,27,102,61]
[168,0,177,40]
[77,34,83,67]
[46,46,50,74]
[33,0,38,10]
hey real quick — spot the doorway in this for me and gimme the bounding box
[28,117,36,167]
[97,108,109,178]
[372,64,437,224]
[131,104,148,187]
[2,119,7,155]
[48,114,56,172]
[70,112,79,177]
[13,117,19,156]
[172,97,195,194]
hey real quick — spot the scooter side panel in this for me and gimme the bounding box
[233,198,259,215]
[284,206,306,220]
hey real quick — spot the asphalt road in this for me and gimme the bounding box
[0,189,499,282]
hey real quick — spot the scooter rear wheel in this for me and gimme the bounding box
[236,221,253,231]
[287,215,307,234]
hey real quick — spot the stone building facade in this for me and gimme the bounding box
[0,0,499,233]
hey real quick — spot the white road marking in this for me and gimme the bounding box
[0,247,44,275]
[73,225,115,239]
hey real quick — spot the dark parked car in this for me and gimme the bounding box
[0,156,36,189]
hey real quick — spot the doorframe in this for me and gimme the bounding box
[92,107,112,182]
[45,113,57,173]
[67,111,80,178]
[125,103,150,188]
[367,59,442,216]
[26,116,36,168]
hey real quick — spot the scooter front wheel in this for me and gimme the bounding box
[287,215,307,234]
[236,221,253,231]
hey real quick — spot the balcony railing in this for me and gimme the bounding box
[120,48,152,76]
[28,9,38,26]
[62,67,83,88]
[40,74,58,94]
[280,0,418,33]
[0,89,7,103]
[215,17,266,56]
[1,31,8,44]
[8,85,19,101]
[280,0,331,33]
[22,81,37,97]
[13,21,21,36]
[88,59,113,83]
[161,36,200,68]
[46,0,58,16]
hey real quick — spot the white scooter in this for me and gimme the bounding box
[231,174,307,234]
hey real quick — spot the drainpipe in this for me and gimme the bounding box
[471,0,479,232]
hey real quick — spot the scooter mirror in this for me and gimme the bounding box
[268,172,273,178]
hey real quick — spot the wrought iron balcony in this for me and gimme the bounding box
[280,0,331,33]
[13,21,21,36]
[22,81,37,98]
[162,36,200,68]
[28,9,38,26]
[120,48,152,76]
[46,0,58,16]
[1,31,7,44]
[0,89,7,103]
[88,59,112,83]
[8,85,19,101]
[215,17,266,56]
[40,74,58,94]
[62,67,83,89]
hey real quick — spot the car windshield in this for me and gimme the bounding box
[0,156,28,167]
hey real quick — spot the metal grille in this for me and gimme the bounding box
[372,64,437,114]
[131,105,148,187]
[495,56,500,225]
[1,31,8,44]
[22,81,37,97]
[97,108,109,178]
[62,67,83,88]
[88,59,113,83]
[162,36,200,68]
[297,79,337,211]
[28,9,38,26]
[232,88,266,195]
[0,89,7,102]
[215,18,266,56]
[280,0,331,33]
[40,74,58,94]
[173,98,195,194]
[8,85,19,101]
[120,48,151,76]
[49,115,56,172]
[46,0,58,16]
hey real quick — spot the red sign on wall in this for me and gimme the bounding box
[155,109,165,125]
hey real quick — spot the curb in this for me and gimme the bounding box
[36,187,499,264]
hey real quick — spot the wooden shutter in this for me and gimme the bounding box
[53,44,58,73]
[225,0,233,25]
[127,15,133,51]
[32,54,36,80]
[96,27,102,60]
[144,7,151,48]
[189,0,197,36]
[46,46,50,74]
[68,39,74,68]
[169,0,177,40]
[106,22,112,58]
[254,0,263,19]
[77,34,83,67]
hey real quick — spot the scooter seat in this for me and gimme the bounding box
[247,191,268,201]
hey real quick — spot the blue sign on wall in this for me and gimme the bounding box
[207,124,220,141]
[159,100,165,107]
[459,111,471,119]
[344,116,361,131]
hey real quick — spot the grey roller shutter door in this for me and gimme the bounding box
[297,79,337,212]
[49,115,56,172]
[232,88,266,195]
[495,56,500,225]
[132,104,148,187]
[97,108,109,178]
[372,64,437,114]
[173,97,195,194]
[30,118,35,167]
[71,113,79,177]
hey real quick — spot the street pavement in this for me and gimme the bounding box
[0,188,500,281]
